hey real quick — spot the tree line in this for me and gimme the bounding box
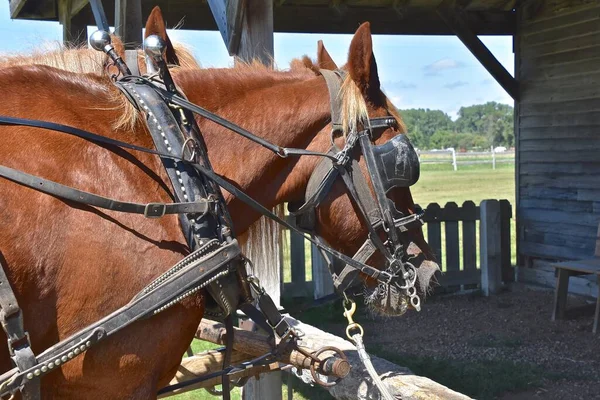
[399,102,514,151]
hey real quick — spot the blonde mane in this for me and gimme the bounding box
[0,38,200,131]
[339,71,407,137]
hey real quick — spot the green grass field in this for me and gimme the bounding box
[169,162,517,399]
[412,162,515,207]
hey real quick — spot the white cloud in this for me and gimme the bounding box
[423,58,465,76]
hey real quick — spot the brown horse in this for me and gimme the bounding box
[0,11,438,399]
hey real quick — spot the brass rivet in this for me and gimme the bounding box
[61,356,68,363]
[68,351,74,359]
[26,373,33,380]
[74,348,80,355]
[41,366,48,373]
[48,362,55,369]
[55,360,61,366]
[33,369,41,376]
[79,345,86,352]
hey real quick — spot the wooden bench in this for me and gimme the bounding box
[551,224,600,334]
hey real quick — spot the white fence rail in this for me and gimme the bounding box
[417,148,515,171]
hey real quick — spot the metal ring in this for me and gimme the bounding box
[410,295,420,309]
[345,323,364,340]
[276,148,288,158]
[309,346,348,388]
[181,137,198,162]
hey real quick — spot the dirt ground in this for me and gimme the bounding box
[353,283,600,399]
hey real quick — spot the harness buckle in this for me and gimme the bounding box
[378,270,394,284]
[144,203,167,218]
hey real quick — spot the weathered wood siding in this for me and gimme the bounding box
[517,0,600,263]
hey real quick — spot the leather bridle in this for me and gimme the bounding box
[290,69,424,308]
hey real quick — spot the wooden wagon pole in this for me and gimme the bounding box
[159,319,350,397]
[163,317,472,399]
[158,349,280,398]
[283,315,473,400]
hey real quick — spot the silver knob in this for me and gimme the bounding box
[89,30,111,52]
[144,35,166,62]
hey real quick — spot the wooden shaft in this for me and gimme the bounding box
[195,319,350,378]
[159,349,279,398]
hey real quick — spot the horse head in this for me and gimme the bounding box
[287,24,440,316]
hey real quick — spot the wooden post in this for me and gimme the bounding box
[594,275,599,334]
[290,230,306,291]
[312,245,334,299]
[425,203,442,265]
[234,4,276,397]
[491,146,496,170]
[237,0,274,65]
[462,201,478,289]
[480,200,502,296]
[57,0,72,44]
[115,0,142,49]
[552,268,570,321]
[499,200,513,282]
[445,202,460,291]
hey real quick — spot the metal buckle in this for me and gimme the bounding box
[144,203,167,218]
[7,331,30,357]
[267,316,293,341]
[377,270,394,284]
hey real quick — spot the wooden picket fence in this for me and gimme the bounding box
[281,199,513,300]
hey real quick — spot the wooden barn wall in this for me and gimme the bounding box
[517,0,600,264]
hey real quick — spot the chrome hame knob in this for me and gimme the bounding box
[89,30,112,53]
[144,35,167,62]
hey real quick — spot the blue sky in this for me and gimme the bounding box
[0,1,514,119]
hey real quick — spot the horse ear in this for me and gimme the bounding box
[144,6,180,65]
[317,40,338,70]
[347,22,380,99]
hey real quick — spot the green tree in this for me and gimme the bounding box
[399,108,454,148]
[455,102,513,147]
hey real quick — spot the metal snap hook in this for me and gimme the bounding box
[343,299,364,340]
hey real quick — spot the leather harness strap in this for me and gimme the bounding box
[125,50,140,76]
[0,165,211,218]
[0,261,39,400]
[319,69,345,133]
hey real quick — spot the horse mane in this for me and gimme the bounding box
[0,37,200,131]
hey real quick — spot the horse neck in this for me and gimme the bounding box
[174,67,332,232]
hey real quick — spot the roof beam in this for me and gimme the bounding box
[207,0,246,55]
[437,1,519,100]
[11,2,516,36]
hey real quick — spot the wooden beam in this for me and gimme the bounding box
[71,0,89,17]
[115,0,142,49]
[22,3,515,36]
[68,7,89,46]
[9,0,28,19]
[207,0,246,56]
[57,0,72,44]
[437,2,519,100]
[192,318,472,400]
[237,0,273,64]
[159,349,280,398]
